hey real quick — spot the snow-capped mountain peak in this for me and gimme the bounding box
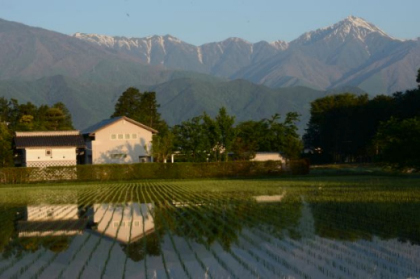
[339,15,389,38]
[293,16,394,46]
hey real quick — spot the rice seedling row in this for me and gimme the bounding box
[75,183,130,279]
[173,182,382,278]
[159,184,251,277]
[56,184,122,279]
[1,177,420,278]
[8,184,111,278]
[0,184,107,278]
[121,184,136,279]
[163,182,272,278]
[306,212,420,276]
[161,182,258,278]
[161,182,279,278]
[180,188,313,278]
[140,183,171,279]
[99,184,134,279]
[133,184,150,279]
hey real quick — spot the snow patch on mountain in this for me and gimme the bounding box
[197,47,203,64]
[270,40,289,50]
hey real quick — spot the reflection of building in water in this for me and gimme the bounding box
[18,205,85,237]
[93,203,155,243]
[254,194,286,203]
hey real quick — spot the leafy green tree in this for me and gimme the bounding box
[281,112,303,159]
[44,108,66,131]
[375,117,420,169]
[215,107,236,162]
[304,93,369,163]
[0,97,9,123]
[232,120,263,160]
[152,129,175,163]
[0,122,13,167]
[51,102,74,130]
[417,68,420,85]
[201,107,236,162]
[173,116,211,162]
[16,115,34,131]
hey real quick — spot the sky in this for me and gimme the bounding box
[0,0,419,45]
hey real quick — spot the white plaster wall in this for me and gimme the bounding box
[91,119,153,164]
[26,148,76,161]
[25,148,77,165]
[252,153,286,163]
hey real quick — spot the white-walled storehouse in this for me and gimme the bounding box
[251,152,286,164]
[82,116,158,164]
[14,131,85,167]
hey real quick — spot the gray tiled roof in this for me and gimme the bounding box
[18,220,86,232]
[81,117,123,135]
[15,131,85,149]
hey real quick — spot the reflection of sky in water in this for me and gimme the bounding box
[0,199,419,278]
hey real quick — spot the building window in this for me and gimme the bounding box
[139,156,150,163]
[134,221,140,227]
[110,153,127,159]
[45,149,52,157]
[111,134,117,140]
[125,134,130,139]
[132,134,137,139]
[118,134,124,140]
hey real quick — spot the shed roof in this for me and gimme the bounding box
[81,116,158,135]
[15,131,85,149]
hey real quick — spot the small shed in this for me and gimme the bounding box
[251,152,286,164]
[14,131,85,167]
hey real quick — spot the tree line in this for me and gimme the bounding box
[0,98,74,167]
[112,87,303,163]
[304,70,420,169]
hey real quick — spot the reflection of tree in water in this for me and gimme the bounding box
[120,229,163,262]
[0,207,19,254]
[153,195,303,251]
[310,201,420,244]
[120,205,165,262]
[16,236,71,253]
[1,207,26,259]
[247,194,303,240]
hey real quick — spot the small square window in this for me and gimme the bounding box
[118,134,123,140]
[132,134,137,139]
[134,221,140,227]
[111,134,117,140]
[113,222,119,228]
[125,134,130,139]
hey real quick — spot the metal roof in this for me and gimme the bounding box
[81,116,158,135]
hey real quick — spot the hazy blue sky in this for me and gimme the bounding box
[0,0,419,45]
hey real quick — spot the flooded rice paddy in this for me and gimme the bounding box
[0,178,419,278]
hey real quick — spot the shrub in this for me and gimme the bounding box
[0,160,309,184]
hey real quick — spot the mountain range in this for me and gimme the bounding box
[74,16,420,94]
[0,16,418,132]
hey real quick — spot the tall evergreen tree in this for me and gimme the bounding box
[112,87,165,131]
